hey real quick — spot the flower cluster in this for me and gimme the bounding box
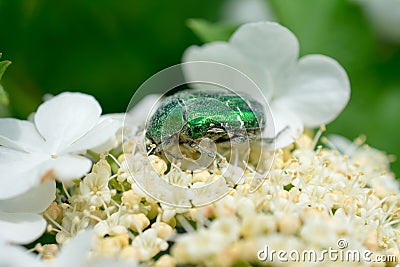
[171,134,400,266]
[0,21,398,267]
[14,130,398,267]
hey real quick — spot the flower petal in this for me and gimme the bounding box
[325,134,358,155]
[62,118,121,154]
[264,104,304,149]
[50,155,92,181]
[274,55,350,127]
[183,43,273,99]
[127,94,162,132]
[0,119,46,153]
[0,245,43,267]
[231,22,299,79]
[0,211,46,244]
[55,230,93,267]
[34,92,102,154]
[0,147,48,200]
[0,181,55,214]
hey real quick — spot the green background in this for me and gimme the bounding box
[1,0,399,175]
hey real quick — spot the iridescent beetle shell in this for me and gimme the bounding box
[145,88,266,154]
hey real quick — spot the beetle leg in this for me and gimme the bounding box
[152,135,185,161]
[229,135,250,144]
[154,135,176,153]
[163,136,197,163]
[180,141,216,159]
[164,149,183,161]
[179,142,197,154]
[193,141,227,161]
[224,126,289,145]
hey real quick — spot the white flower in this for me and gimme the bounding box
[326,134,391,171]
[56,211,90,244]
[80,159,112,207]
[183,22,350,148]
[124,94,161,135]
[0,181,55,244]
[0,230,137,267]
[172,227,234,264]
[0,242,43,267]
[94,212,127,237]
[0,92,121,199]
[325,134,399,196]
[131,228,168,261]
[120,213,150,233]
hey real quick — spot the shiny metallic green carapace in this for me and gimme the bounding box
[145,88,265,152]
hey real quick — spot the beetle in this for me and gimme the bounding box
[145,88,271,161]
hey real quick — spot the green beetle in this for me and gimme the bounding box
[145,88,268,159]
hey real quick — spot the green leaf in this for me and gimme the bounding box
[0,55,11,107]
[187,19,239,43]
[0,59,11,81]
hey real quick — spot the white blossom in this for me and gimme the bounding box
[130,228,168,261]
[0,181,55,244]
[80,159,112,207]
[3,113,397,266]
[0,230,137,267]
[183,22,350,148]
[0,92,121,199]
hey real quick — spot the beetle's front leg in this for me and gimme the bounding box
[188,141,216,159]
[154,135,177,154]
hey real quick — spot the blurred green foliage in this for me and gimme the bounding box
[0,0,223,116]
[0,54,11,116]
[0,0,399,175]
[186,19,239,43]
